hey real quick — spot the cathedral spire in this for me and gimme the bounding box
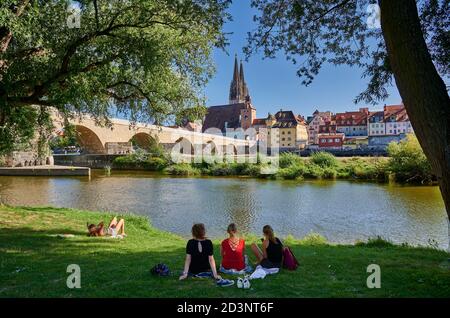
[229,54,250,104]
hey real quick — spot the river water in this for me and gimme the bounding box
[0,170,447,249]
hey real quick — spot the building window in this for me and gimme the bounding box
[287,137,291,141]
[328,139,333,143]
[288,131,291,134]
[282,138,285,141]
[282,131,285,135]
[334,138,340,142]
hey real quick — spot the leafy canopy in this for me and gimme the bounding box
[244,0,449,104]
[0,0,231,154]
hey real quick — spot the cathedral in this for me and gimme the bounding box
[202,55,257,133]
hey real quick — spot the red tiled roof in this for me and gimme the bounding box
[335,110,368,126]
[252,118,266,125]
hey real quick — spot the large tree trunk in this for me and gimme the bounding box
[379,0,450,249]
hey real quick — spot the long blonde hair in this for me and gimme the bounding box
[263,225,276,244]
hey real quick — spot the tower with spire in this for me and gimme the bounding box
[229,54,250,104]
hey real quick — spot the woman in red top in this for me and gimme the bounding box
[220,223,246,272]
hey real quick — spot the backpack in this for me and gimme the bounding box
[150,263,170,276]
[283,247,299,270]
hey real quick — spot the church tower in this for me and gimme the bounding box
[229,55,250,104]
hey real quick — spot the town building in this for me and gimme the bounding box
[368,111,385,136]
[307,110,333,144]
[335,108,369,137]
[317,133,345,149]
[267,110,308,150]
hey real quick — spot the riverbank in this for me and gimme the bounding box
[1,205,449,297]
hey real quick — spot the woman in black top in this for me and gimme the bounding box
[179,223,221,280]
[251,225,284,269]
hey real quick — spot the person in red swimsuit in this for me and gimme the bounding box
[220,223,246,272]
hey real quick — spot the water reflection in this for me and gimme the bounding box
[0,171,447,249]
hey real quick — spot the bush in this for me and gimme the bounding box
[164,164,201,176]
[206,163,237,176]
[310,151,339,168]
[387,134,434,183]
[279,152,303,168]
[276,163,306,180]
[337,158,387,180]
[146,157,168,171]
[355,236,394,248]
[298,233,328,245]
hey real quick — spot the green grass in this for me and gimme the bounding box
[1,205,449,298]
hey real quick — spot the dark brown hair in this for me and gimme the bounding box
[263,225,276,244]
[227,223,237,235]
[192,223,206,239]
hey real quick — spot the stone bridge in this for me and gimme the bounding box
[51,113,252,157]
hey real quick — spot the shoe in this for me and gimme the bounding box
[243,278,251,289]
[194,272,213,278]
[216,279,235,287]
[237,277,243,289]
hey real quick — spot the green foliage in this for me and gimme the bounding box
[113,151,168,171]
[0,106,38,155]
[298,233,328,246]
[387,134,434,183]
[277,164,306,180]
[337,158,387,181]
[2,206,450,298]
[164,164,201,176]
[147,157,168,171]
[356,237,395,248]
[49,124,79,150]
[310,151,339,168]
[279,152,303,168]
[0,0,231,151]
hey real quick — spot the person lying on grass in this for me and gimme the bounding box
[219,223,252,274]
[179,223,221,281]
[251,225,284,269]
[87,217,127,238]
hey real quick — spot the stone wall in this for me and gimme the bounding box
[2,151,54,167]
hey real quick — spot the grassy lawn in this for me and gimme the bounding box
[0,205,449,298]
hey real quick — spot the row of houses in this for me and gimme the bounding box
[307,104,413,150]
[196,56,412,152]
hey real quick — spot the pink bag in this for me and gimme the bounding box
[283,246,299,270]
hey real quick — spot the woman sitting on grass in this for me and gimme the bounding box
[179,223,234,287]
[219,223,252,274]
[87,216,126,238]
[251,225,283,269]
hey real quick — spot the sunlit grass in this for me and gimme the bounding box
[1,205,449,298]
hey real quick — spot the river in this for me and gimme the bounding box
[0,170,447,249]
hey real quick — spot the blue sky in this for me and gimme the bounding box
[204,0,402,118]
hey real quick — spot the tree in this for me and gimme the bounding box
[0,0,231,154]
[245,0,450,220]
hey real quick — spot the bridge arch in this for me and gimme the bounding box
[74,125,105,154]
[130,132,157,151]
[203,140,220,156]
[173,137,194,155]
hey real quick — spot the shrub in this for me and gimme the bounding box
[164,164,201,176]
[299,233,328,245]
[146,157,168,171]
[276,162,307,179]
[310,151,339,168]
[387,134,434,183]
[355,236,394,248]
[279,152,303,168]
[206,163,237,176]
[304,163,324,179]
